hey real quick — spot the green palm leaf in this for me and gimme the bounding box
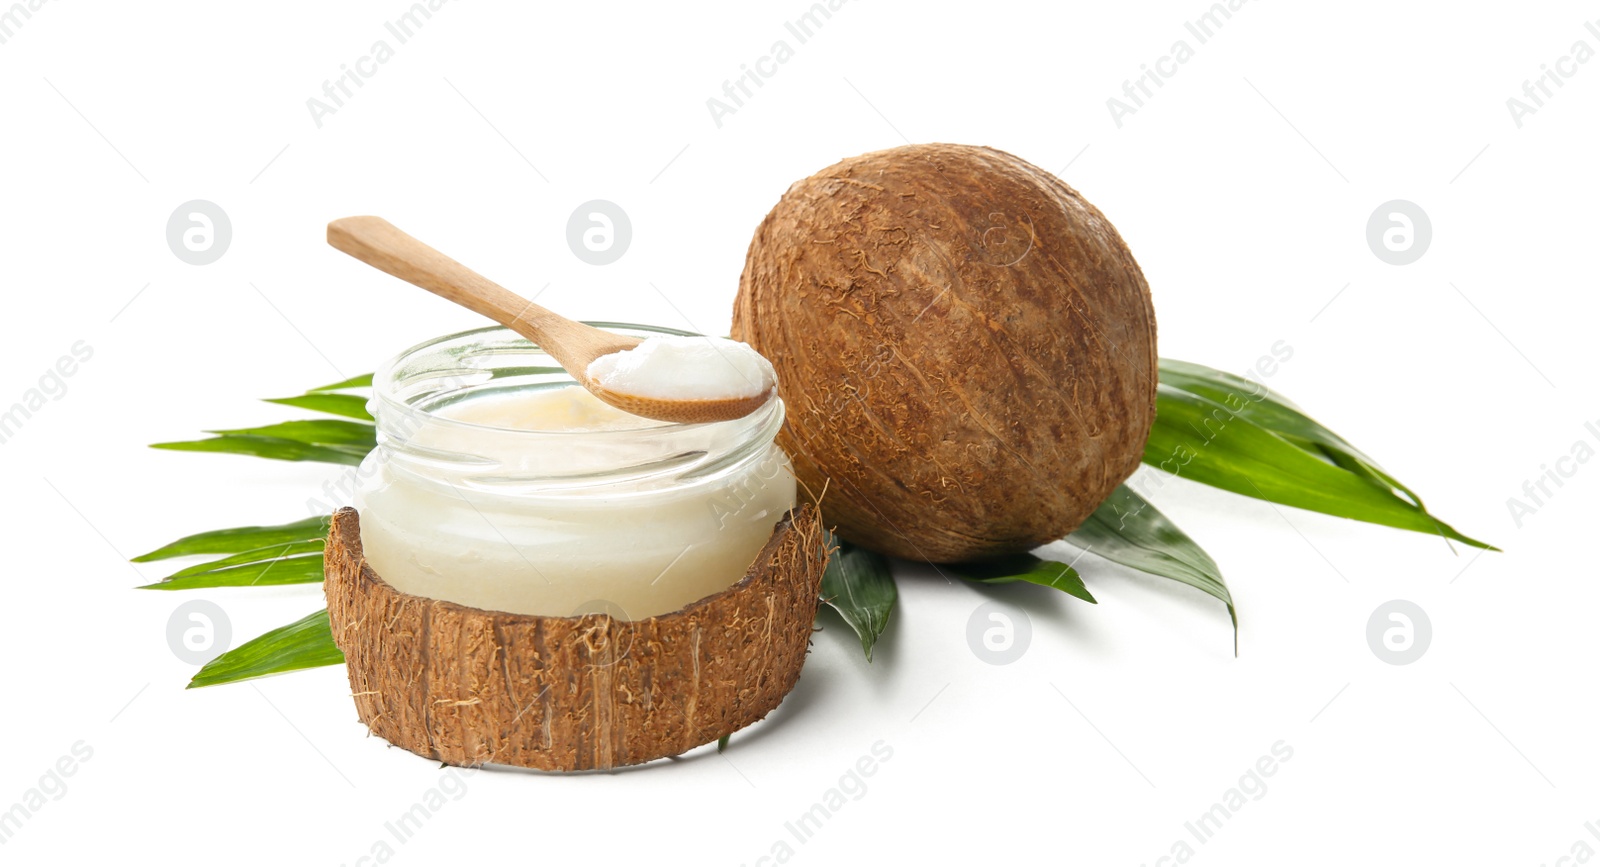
[263,393,374,421]
[309,374,374,392]
[134,517,331,562]
[139,554,325,590]
[1067,484,1235,647]
[948,555,1096,603]
[162,541,326,579]
[1147,363,1492,550]
[207,420,376,448]
[151,435,368,466]
[820,532,897,661]
[188,610,345,689]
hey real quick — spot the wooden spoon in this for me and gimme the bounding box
[327,216,771,425]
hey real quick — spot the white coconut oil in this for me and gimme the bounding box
[586,335,776,401]
[354,326,796,619]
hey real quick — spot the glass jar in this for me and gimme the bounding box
[354,323,796,619]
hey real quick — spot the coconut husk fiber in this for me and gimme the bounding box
[324,505,825,771]
[733,143,1158,562]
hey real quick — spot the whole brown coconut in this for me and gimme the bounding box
[732,143,1157,563]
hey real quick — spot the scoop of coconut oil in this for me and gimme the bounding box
[586,336,776,401]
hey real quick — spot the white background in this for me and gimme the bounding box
[1,1,1595,864]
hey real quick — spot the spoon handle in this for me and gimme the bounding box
[327,216,551,338]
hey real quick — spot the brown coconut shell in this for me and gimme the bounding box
[732,143,1158,563]
[324,505,825,771]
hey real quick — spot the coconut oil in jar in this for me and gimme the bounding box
[353,325,797,619]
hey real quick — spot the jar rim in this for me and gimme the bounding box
[371,322,784,444]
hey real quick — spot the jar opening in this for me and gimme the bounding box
[366,324,786,491]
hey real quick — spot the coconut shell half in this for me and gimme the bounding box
[324,505,825,771]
